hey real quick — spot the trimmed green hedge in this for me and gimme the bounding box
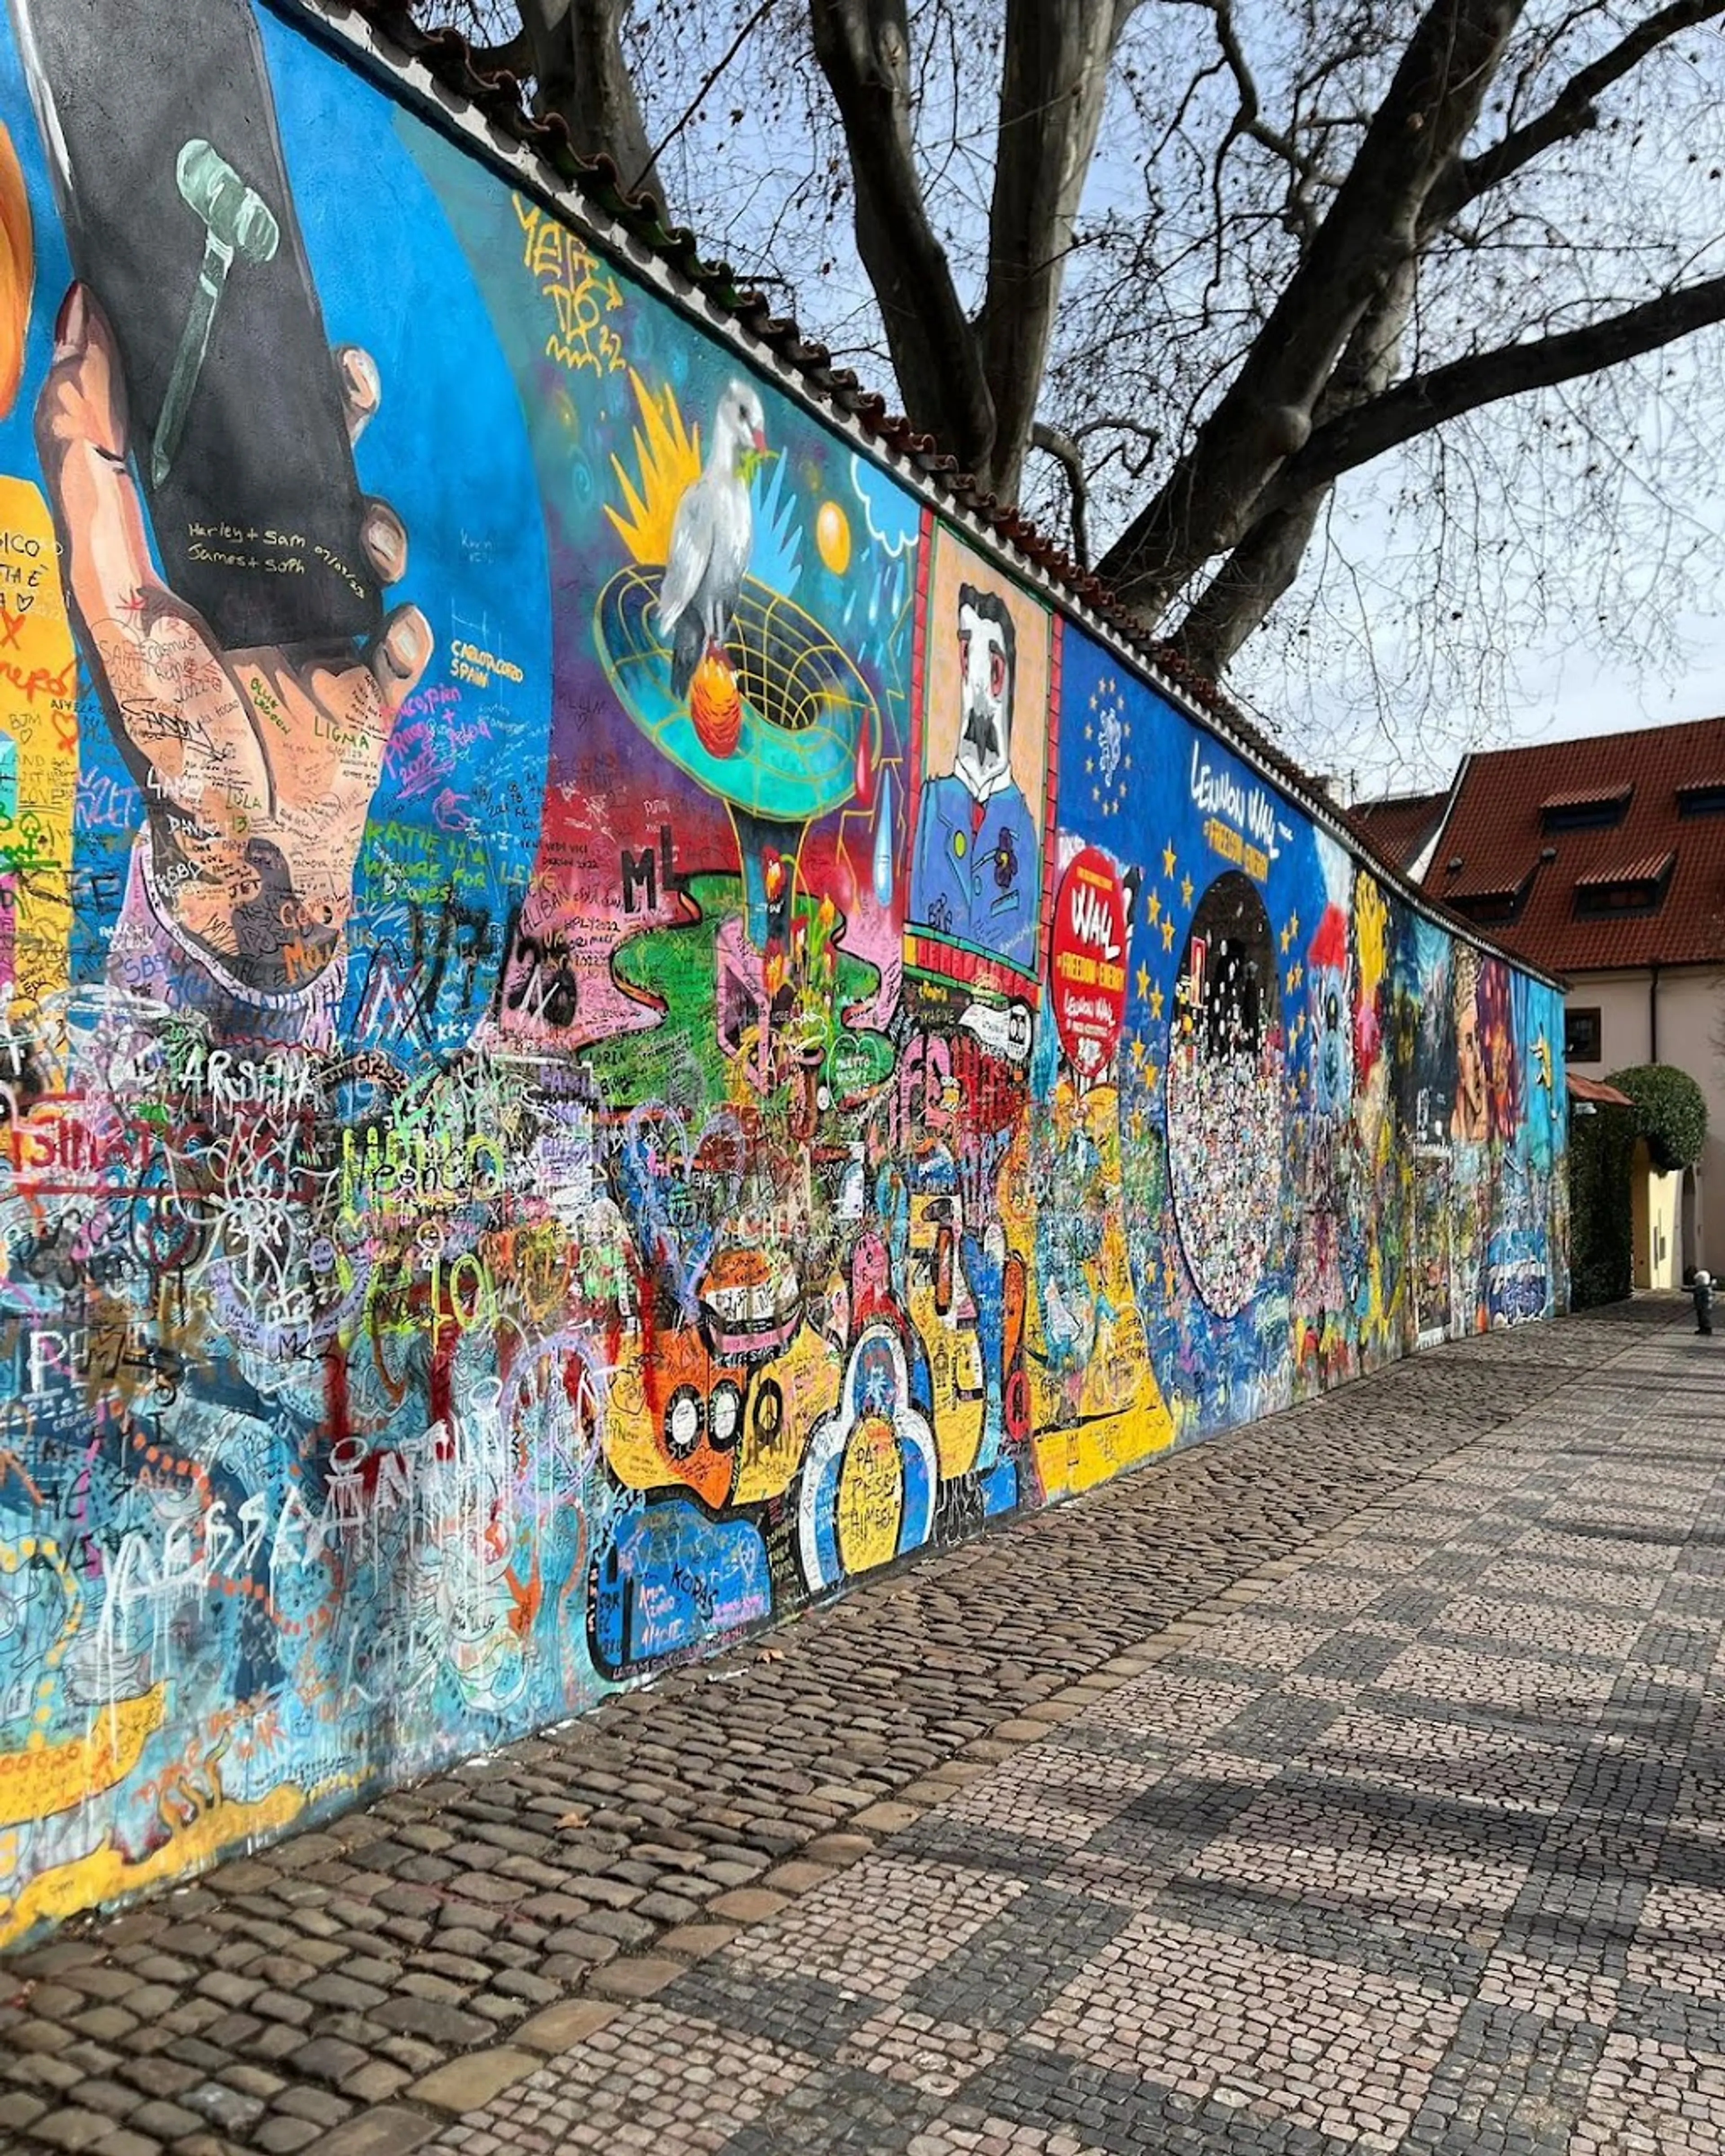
[1568,1100,1636,1308]
[1605,1064,1709,1173]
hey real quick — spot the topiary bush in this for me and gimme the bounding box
[1568,1100,1635,1308]
[1604,1064,1709,1172]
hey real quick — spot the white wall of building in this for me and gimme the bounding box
[1565,965,1725,1273]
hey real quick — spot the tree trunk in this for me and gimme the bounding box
[522,0,663,204]
[809,0,996,475]
[1170,259,1417,672]
[1098,0,1527,625]
[973,0,1130,503]
[1168,488,1327,681]
[1168,259,1725,666]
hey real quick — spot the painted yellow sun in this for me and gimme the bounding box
[815,499,851,576]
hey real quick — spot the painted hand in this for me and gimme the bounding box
[35,282,431,997]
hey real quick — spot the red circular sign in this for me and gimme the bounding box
[1049,848,1129,1078]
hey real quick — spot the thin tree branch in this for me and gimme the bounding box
[1264,272,1725,505]
[1031,421,1092,566]
[1429,0,1725,223]
[631,0,783,196]
[1198,0,1315,178]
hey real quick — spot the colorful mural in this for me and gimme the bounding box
[0,0,1569,1946]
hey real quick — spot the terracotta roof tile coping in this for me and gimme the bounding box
[1539,783,1633,811]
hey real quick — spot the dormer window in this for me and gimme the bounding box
[1452,888,1521,925]
[1676,779,1725,818]
[1540,785,1632,832]
[1447,866,1534,926]
[1573,849,1674,919]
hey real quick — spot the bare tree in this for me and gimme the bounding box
[449,0,661,197]
[413,0,1725,738]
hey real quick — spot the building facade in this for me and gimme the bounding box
[1413,718,1725,1279]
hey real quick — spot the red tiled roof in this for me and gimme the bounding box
[1449,867,1532,903]
[1424,717,1725,971]
[1351,790,1449,868]
[1573,849,1674,889]
[1570,1073,1634,1107]
[1540,783,1632,813]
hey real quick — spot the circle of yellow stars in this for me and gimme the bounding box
[1082,674,1132,819]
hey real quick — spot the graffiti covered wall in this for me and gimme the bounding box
[0,0,1568,1944]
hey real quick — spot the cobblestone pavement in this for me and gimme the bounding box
[0,1299,1701,2156]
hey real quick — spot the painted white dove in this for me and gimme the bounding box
[658,378,768,700]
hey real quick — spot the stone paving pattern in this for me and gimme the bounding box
[438,1310,1725,2156]
[0,1299,1701,2156]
